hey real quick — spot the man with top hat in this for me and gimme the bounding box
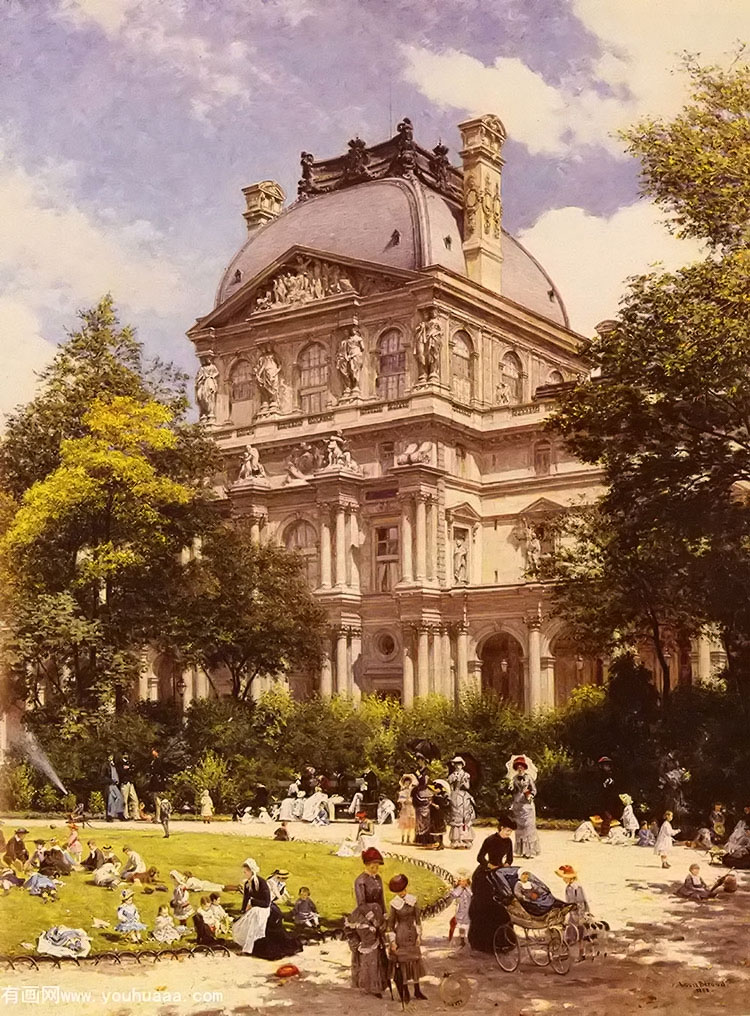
[354,847,386,911]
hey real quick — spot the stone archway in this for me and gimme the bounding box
[479,632,525,708]
[551,633,601,707]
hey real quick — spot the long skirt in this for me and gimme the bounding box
[232,906,271,954]
[251,906,303,961]
[353,946,389,993]
[468,868,515,954]
[512,801,540,857]
[106,783,124,818]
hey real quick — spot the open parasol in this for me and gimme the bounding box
[505,753,538,783]
[406,738,441,761]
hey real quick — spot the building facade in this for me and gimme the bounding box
[178,113,721,711]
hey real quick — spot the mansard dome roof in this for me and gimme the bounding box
[216,175,568,328]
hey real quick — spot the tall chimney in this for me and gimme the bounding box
[242,180,285,233]
[458,115,506,293]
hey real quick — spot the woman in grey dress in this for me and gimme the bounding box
[447,756,475,848]
[509,756,540,858]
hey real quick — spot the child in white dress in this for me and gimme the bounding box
[655,811,681,868]
[152,904,182,943]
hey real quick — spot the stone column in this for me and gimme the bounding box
[697,636,713,682]
[138,669,149,702]
[320,643,333,699]
[319,507,332,589]
[348,508,360,590]
[441,627,453,700]
[402,629,415,707]
[181,667,195,709]
[195,667,210,699]
[334,505,347,589]
[350,628,362,704]
[457,624,469,694]
[541,656,555,709]
[335,628,348,695]
[527,618,543,713]
[415,495,427,582]
[400,496,413,583]
[249,513,263,544]
[416,625,430,699]
[427,497,438,582]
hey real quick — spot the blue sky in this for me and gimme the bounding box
[1,0,746,417]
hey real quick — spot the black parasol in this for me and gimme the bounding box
[406,738,441,761]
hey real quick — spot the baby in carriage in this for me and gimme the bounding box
[513,871,566,918]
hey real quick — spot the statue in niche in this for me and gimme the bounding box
[336,321,365,399]
[414,309,442,383]
[236,443,266,482]
[396,441,432,466]
[195,353,219,421]
[254,347,281,410]
[323,430,360,472]
[523,521,542,575]
[453,530,468,584]
[495,379,511,405]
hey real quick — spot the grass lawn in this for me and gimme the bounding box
[0,828,447,956]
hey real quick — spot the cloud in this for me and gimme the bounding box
[517,202,704,336]
[0,299,57,424]
[402,1,749,157]
[56,0,266,121]
[0,159,184,318]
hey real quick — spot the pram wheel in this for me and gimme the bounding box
[548,927,571,975]
[493,925,519,972]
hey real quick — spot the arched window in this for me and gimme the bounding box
[547,369,564,385]
[451,331,473,403]
[284,520,319,588]
[298,343,329,415]
[500,351,523,404]
[230,360,253,403]
[376,329,406,401]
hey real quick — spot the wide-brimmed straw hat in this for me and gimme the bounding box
[555,864,578,880]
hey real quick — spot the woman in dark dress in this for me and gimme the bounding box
[469,815,517,954]
[232,858,302,959]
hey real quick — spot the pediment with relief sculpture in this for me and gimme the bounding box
[194,245,418,331]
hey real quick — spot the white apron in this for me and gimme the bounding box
[232,906,270,954]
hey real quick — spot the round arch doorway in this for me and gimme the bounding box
[480,632,524,708]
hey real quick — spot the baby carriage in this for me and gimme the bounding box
[489,868,575,975]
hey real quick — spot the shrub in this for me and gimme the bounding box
[35,784,63,812]
[88,791,105,816]
[0,761,35,811]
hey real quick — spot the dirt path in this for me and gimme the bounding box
[3,819,749,1014]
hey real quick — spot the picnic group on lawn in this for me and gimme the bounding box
[1,745,747,992]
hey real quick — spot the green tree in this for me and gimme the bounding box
[163,524,326,700]
[550,58,750,700]
[2,396,213,710]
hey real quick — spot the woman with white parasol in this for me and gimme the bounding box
[506,754,541,858]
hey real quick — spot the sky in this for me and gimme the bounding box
[1,0,748,420]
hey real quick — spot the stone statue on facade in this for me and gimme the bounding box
[453,531,468,584]
[284,442,321,484]
[336,321,365,400]
[429,140,451,191]
[297,151,316,200]
[414,309,442,383]
[523,521,542,575]
[323,430,361,472]
[195,353,219,421]
[396,441,432,466]
[495,379,511,405]
[254,347,281,411]
[251,256,357,313]
[236,443,266,482]
[391,117,416,178]
[342,136,371,183]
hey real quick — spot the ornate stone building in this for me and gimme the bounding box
[179,113,721,711]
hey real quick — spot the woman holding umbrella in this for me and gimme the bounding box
[411,753,434,847]
[507,754,541,858]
